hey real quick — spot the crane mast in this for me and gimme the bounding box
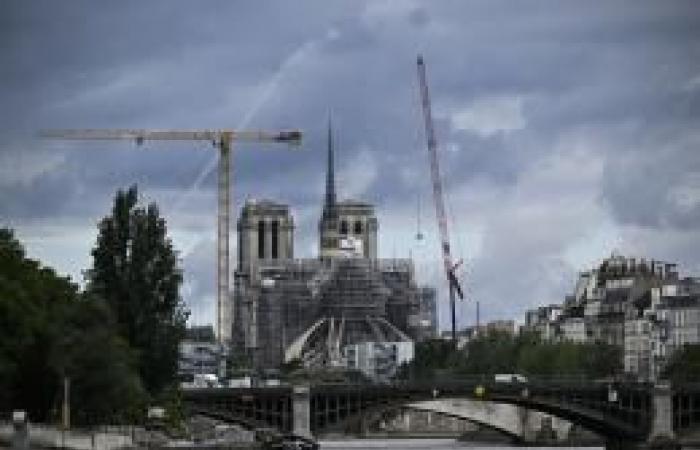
[416,55,464,344]
[40,128,302,351]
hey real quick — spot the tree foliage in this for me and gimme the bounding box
[0,228,143,423]
[662,344,700,382]
[398,330,623,381]
[87,185,188,395]
[1,185,187,423]
[52,296,145,424]
[395,339,458,380]
[0,228,69,418]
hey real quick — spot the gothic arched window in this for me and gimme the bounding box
[258,220,266,259]
[271,220,279,259]
[354,220,363,235]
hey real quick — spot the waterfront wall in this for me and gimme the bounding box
[0,422,134,450]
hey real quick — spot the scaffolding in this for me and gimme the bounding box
[234,257,422,370]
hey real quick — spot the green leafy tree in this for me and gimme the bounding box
[395,339,457,380]
[517,342,557,377]
[398,330,623,382]
[0,229,144,423]
[581,341,622,378]
[459,330,520,375]
[0,229,70,418]
[52,296,145,424]
[87,185,189,395]
[662,344,700,383]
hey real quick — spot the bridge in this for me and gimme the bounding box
[402,399,576,443]
[182,380,700,449]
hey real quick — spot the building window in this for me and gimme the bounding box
[354,220,363,234]
[340,220,348,235]
[258,220,265,259]
[271,220,279,259]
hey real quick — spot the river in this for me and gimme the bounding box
[319,440,602,449]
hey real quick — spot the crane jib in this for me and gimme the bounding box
[39,126,303,346]
[417,54,465,341]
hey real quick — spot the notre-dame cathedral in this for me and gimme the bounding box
[231,123,436,371]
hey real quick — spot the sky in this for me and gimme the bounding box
[1,1,699,330]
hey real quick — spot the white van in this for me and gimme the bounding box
[194,373,220,388]
[494,373,528,383]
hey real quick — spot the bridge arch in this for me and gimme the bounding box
[312,400,524,442]
[386,404,530,442]
[493,394,640,440]
[186,407,318,448]
[406,408,524,442]
[305,384,647,441]
[314,397,576,443]
[182,382,659,445]
[405,399,573,443]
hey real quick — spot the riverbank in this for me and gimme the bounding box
[0,423,134,450]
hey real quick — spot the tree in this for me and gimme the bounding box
[395,339,465,381]
[517,341,557,377]
[0,228,143,423]
[52,296,145,424]
[662,344,700,383]
[459,330,521,375]
[397,330,623,382]
[581,341,623,378]
[0,229,70,418]
[87,185,189,395]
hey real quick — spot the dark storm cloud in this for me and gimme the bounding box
[2,1,700,326]
[602,124,700,230]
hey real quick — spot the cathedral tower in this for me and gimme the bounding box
[319,119,378,259]
[238,199,294,276]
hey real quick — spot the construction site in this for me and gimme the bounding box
[40,56,454,383]
[226,56,459,382]
[231,121,437,380]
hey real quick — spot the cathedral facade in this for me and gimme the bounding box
[231,124,433,372]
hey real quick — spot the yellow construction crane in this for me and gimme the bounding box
[40,128,302,348]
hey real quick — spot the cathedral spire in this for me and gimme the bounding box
[323,115,337,218]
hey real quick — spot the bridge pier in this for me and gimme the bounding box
[517,404,537,444]
[292,385,311,439]
[649,383,675,442]
[646,382,678,450]
[606,383,678,450]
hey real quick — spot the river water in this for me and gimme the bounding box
[319,440,602,449]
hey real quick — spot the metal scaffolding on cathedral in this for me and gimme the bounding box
[231,122,436,379]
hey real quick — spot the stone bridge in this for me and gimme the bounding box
[182,380,700,449]
[405,399,574,443]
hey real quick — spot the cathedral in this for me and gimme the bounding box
[231,123,435,374]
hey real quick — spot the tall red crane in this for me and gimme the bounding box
[416,55,464,344]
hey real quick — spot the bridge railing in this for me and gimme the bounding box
[182,379,662,441]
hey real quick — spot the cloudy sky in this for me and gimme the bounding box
[2,1,699,330]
